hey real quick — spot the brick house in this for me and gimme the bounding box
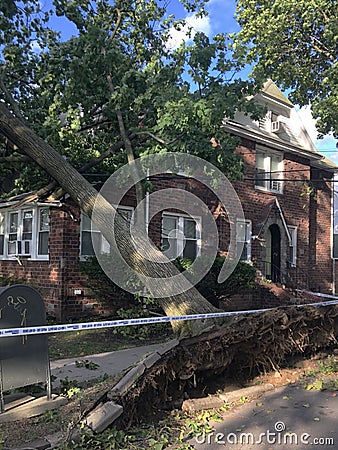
[224,80,336,294]
[0,81,336,319]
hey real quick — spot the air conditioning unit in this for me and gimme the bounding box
[271,180,282,192]
[271,121,282,133]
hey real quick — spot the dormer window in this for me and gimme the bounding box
[255,149,283,193]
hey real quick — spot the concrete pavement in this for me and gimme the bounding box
[50,341,170,389]
[190,382,338,449]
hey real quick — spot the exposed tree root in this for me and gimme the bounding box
[118,304,338,427]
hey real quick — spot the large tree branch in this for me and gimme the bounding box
[136,131,185,147]
[106,70,144,205]
[0,64,28,124]
[115,107,144,204]
[0,155,31,163]
[78,133,137,173]
[106,8,122,45]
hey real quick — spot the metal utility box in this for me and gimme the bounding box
[0,285,51,412]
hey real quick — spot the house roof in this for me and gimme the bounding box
[262,80,293,107]
[223,81,337,173]
[255,197,291,242]
[0,192,61,209]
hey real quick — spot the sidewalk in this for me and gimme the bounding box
[50,341,169,389]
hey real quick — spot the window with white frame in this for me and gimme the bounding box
[255,150,283,193]
[288,226,297,267]
[37,208,50,255]
[236,219,252,262]
[161,213,201,261]
[80,206,133,258]
[0,213,5,256]
[0,207,50,259]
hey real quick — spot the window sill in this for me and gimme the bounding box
[255,185,283,195]
[0,256,49,262]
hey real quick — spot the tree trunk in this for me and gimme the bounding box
[0,103,223,337]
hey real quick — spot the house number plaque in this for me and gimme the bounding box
[0,285,51,412]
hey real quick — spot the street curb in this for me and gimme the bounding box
[182,383,275,412]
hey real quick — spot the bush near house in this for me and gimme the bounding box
[175,257,256,307]
[82,256,256,314]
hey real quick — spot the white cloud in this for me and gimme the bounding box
[167,14,211,50]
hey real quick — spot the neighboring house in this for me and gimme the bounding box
[0,81,336,320]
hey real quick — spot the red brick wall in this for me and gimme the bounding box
[308,169,333,292]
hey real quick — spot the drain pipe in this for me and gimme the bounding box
[145,168,150,233]
[333,260,336,295]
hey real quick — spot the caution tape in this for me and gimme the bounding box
[1,298,338,338]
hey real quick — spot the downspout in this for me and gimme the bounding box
[143,168,150,307]
[332,175,336,294]
[145,168,150,233]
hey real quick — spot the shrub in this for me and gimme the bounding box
[175,257,256,306]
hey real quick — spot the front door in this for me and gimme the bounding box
[269,224,281,282]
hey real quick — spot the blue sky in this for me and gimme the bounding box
[41,0,337,161]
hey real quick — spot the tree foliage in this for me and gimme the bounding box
[0,0,262,197]
[234,0,338,137]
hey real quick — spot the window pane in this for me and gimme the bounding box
[8,241,17,255]
[288,227,296,246]
[0,214,4,255]
[39,209,49,231]
[38,232,49,255]
[81,231,93,256]
[238,242,248,261]
[81,214,92,231]
[334,235,338,259]
[162,216,177,238]
[256,152,265,169]
[183,240,197,259]
[23,210,33,240]
[9,213,18,233]
[0,214,4,234]
[184,219,196,239]
[255,168,266,187]
[9,213,18,250]
[81,231,101,256]
[162,237,178,260]
[101,236,110,254]
[236,221,246,242]
[271,156,281,173]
